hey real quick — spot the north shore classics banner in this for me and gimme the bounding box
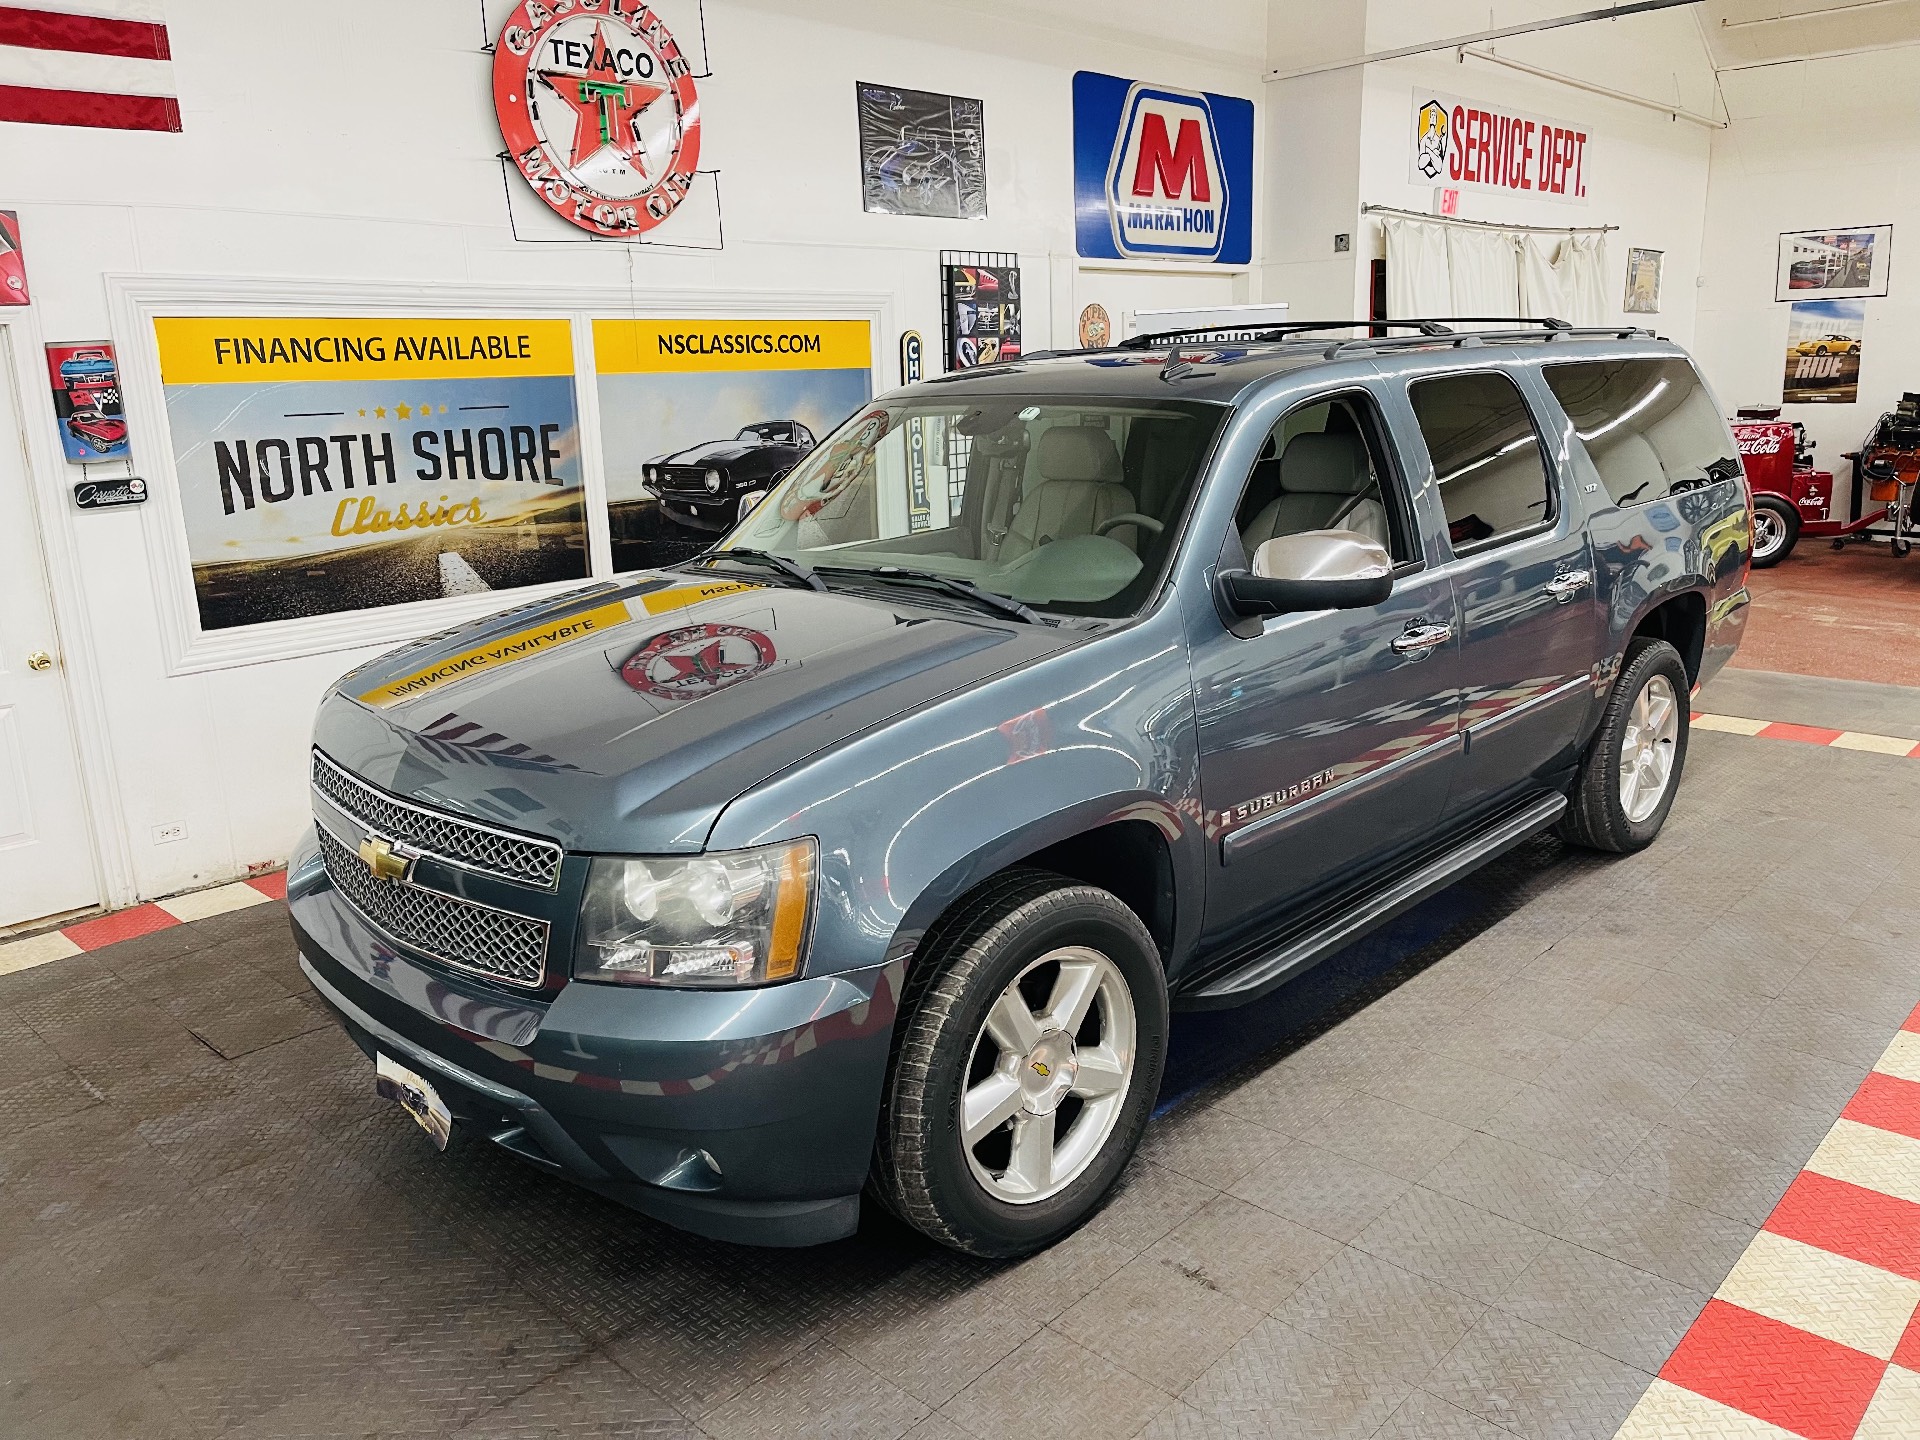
[155,317,589,631]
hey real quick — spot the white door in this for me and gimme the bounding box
[0,336,98,928]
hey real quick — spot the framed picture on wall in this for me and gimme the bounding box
[940,251,1020,371]
[1775,225,1892,301]
[1622,248,1662,314]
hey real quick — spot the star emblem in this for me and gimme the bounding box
[374,406,386,419]
[538,21,668,173]
[658,639,753,683]
[396,404,412,420]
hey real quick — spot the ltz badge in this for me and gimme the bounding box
[494,0,702,239]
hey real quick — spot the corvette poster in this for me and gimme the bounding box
[594,318,873,572]
[154,317,588,631]
[856,83,987,220]
[46,340,130,463]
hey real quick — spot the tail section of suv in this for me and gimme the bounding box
[290,320,1750,1255]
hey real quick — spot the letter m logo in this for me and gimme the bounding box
[1104,85,1226,261]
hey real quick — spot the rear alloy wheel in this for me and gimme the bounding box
[871,870,1167,1257]
[1558,637,1691,854]
[1750,495,1799,568]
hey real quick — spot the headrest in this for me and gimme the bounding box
[1037,426,1122,484]
[1280,431,1371,495]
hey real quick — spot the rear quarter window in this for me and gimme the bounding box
[1543,358,1737,508]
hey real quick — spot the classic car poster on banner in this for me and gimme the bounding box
[593,318,873,572]
[941,256,1021,371]
[45,341,129,462]
[1783,300,1866,405]
[856,82,987,219]
[154,317,589,631]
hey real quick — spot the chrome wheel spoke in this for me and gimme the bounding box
[1003,1111,1056,1194]
[1044,959,1102,1034]
[1072,1047,1127,1099]
[984,991,1042,1056]
[962,1071,1025,1146]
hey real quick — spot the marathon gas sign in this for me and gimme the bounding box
[1073,71,1253,265]
[1409,90,1591,205]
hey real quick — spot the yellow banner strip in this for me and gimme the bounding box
[157,317,576,386]
[594,318,872,375]
[357,599,630,706]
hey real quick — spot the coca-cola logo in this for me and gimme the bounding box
[1738,436,1782,455]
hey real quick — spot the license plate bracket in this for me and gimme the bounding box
[375,1052,452,1151]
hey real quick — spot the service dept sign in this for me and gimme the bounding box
[1409,89,1592,205]
[494,0,701,238]
[1072,71,1253,266]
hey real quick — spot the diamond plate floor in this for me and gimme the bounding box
[4,725,1919,1438]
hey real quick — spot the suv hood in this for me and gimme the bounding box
[314,573,1082,852]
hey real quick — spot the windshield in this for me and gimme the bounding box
[719,395,1225,618]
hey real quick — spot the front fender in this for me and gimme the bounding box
[705,611,1203,982]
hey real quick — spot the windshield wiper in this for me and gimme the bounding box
[815,565,1043,624]
[684,548,826,592]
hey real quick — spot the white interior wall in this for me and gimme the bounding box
[1691,45,1920,505]
[6,0,1263,905]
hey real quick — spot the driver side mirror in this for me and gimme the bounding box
[1218,529,1394,619]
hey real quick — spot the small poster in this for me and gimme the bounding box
[1078,303,1112,348]
[942,256,1020,371]
[593,318,873,573]
[45,341,129,463]
[0,211,27,306]
[856,83,987,220]
[154,317,589,631]
[1783,299,1865,405]
[1623,248,1662,315]
[1776,226,1892,301]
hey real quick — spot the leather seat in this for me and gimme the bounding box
[1000,427,1137,559]
[1240,431,1390,556]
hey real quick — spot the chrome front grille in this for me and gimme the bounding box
[310,750,561,890]
[317,827,549,988]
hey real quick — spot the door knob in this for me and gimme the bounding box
[26,651,53,671]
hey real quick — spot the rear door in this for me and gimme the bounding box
[1402,365,1603,821]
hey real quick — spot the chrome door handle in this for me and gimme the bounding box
[1391,623,1453,657]
[1546,569,1592,602]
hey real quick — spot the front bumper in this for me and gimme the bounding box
[288,828,899,1247]
[654,490,734,532]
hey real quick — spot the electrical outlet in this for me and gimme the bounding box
[152,822,187,845]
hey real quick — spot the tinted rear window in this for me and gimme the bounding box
[1544,358,1737,508]
[1408,371,1553,552]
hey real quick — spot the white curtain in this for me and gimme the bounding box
[1383,216,1451,321]
[1383,216,1611,327]
[1518,232,1611,326]
[1446,225,1522,323]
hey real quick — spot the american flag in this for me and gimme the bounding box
[0,2,178,132]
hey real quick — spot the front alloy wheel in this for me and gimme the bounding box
[871,870,1167,1257]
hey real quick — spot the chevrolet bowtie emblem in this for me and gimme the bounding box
[358,835,410,881]
[1031,1061,1051,1077]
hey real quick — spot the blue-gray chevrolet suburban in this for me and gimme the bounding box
[290,320,1751,1256]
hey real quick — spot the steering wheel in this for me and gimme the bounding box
[1095,512,1164,537]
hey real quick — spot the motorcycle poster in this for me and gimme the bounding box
[45,340,131,463]
[1782,299,1866,405]
[856,83,987,220]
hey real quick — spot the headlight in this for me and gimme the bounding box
[705,468,723,493]
[573,839,816,987]
[644,464,658,483]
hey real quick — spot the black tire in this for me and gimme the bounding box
[1750,495,1799,568]
[1559,637,1691,854]
[870,868,1168,1258]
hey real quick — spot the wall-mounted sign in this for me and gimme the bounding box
[153,317,588,631]
[73,476,147,509]
[1775,225,1892,302]
[900,330,923,385]
[593,318,873,572]
[941,252,1020,371]
[1623,248,1663,315]
[1410,89,1591,204]
[0,211,27,305]
[1783,300,1865,405]
[46,341,129,463]
[1073,71,1253,266]
[857,83,987,220]
[493,0,702,239]
[1077,303,1111,348]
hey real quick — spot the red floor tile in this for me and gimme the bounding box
[60,903,178,952]
[1756,721,1847,746]
[1896,1309,1920,1373]
[1659,1299,1886,1440]
[1905,1003,1920,1036]
[246,870,288,900]
[1766,1171,1920,1284]
[1843,1072,1920,1144]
